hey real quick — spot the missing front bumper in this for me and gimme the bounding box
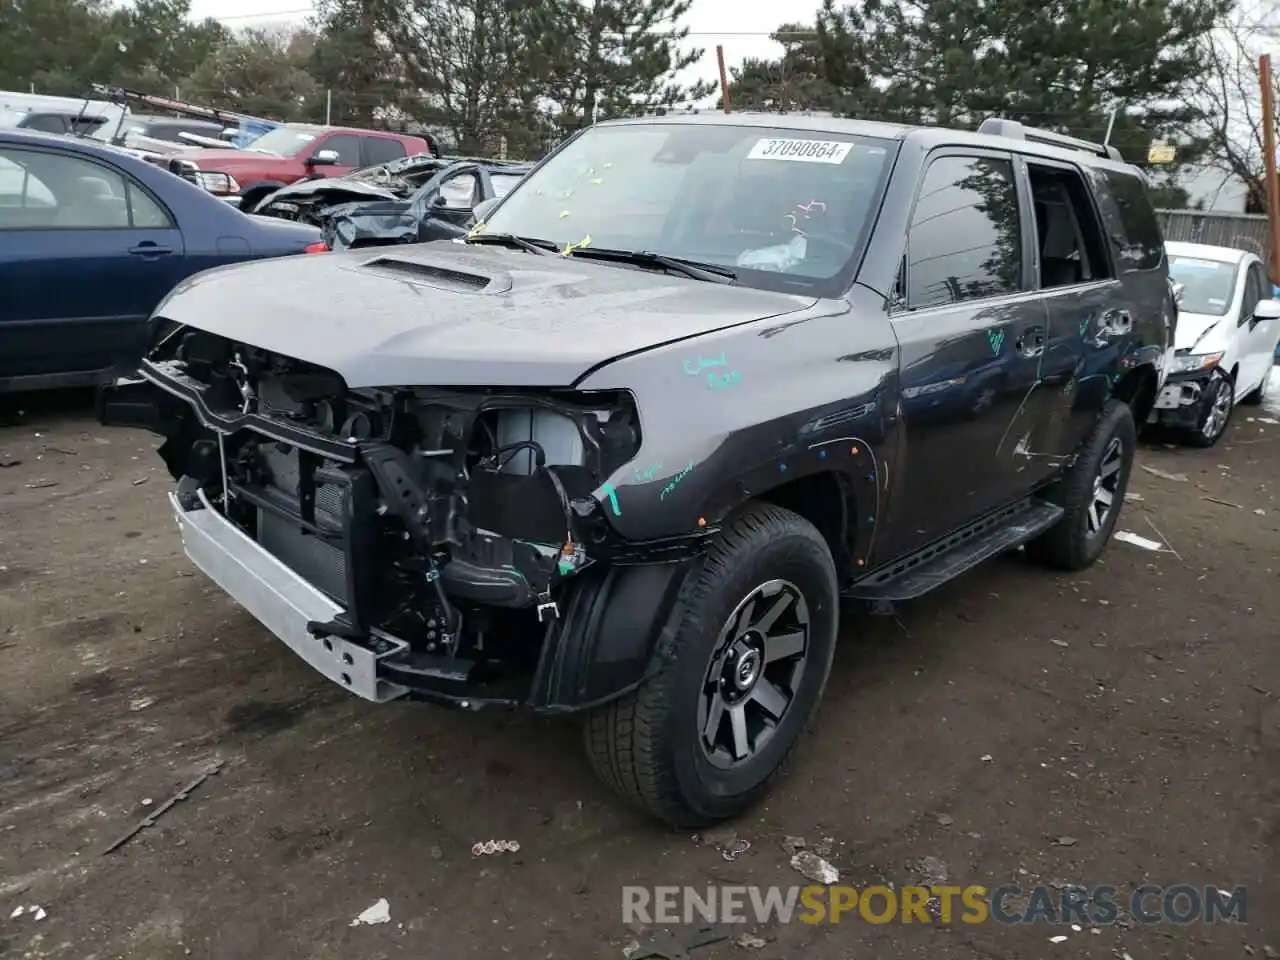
[169,485,691,712]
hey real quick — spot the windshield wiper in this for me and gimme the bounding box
[464,232,553,256]
[564,247,736,284]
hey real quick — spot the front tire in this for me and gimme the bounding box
[1185,369,1233,447]
[1025,399,1136,571]
[583,502,839,827]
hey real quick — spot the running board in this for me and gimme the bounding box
[843,499,1064,601]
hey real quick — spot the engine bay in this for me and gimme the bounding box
[145,326,644,675]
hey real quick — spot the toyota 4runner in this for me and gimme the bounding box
[99,113,1175,827]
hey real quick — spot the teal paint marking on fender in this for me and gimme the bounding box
[660,462,694,500]
[599,482,621,516]
[987,329,1005,355]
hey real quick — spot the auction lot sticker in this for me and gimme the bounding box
[746,138,853,164]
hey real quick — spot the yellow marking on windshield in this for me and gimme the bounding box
[561,235,592,257]
[558,210,571,219]
[466,220,489,239]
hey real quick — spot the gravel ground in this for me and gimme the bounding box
[0,385,1277,960]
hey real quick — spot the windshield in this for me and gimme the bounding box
[1168,254,1237,316]
[483,122,897,294]
[239,126,319,157]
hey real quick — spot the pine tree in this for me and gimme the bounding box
[537,0,713,134]
[814,0,1233,162]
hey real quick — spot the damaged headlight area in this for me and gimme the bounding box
[118,325,672,710]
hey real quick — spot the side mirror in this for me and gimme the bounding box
[1252,298,1280,321]
[472,197,499,221]
[307,149,340,166]
[430,193,448,208]
[1170,279,1185,305]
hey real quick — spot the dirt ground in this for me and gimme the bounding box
[1,385,1278,960]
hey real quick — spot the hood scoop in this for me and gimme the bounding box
[356,255,511,295]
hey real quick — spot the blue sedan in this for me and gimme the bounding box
[0,129,325,393]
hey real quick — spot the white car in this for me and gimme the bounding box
[1150,240,1280,446]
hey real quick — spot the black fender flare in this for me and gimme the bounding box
[527,558,697,712]
[695,437,883,577]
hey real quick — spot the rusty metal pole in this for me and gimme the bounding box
[717,45,732,113]
[1259,54,1280,282]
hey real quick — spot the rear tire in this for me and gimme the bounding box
[583,502,839,827]
[1025,399,1135,571]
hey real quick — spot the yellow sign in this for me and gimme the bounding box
[1148,140,1176,164]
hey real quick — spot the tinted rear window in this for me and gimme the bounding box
[1098,168,1164,271]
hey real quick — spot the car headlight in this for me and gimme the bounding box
[194,171,240,195]
[1170,351,1224,374]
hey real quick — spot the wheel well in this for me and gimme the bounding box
[239,182,285,210]
[756,471,849,576]
[1230,362,1239,382]
[1112,364,1158,425]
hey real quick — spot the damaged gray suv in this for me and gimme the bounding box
[100,113,1175,826]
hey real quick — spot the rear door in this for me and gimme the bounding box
[0,145,185,383]
[883,148,1050,557]
[361,135,406,166]
[1089,167,1175,401]
[1018,156,1127,458]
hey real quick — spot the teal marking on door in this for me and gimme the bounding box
[987,328,1005,355]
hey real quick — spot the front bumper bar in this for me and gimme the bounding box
[1152,373,1208,427]
[171,487,410,703]
[169,485,690,712]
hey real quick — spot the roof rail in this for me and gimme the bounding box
[977,117,1124,162]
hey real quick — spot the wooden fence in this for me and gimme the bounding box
[1156,208,1271,264]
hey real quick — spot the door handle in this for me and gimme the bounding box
[128,242,172,257]
[1014,324,1046,358]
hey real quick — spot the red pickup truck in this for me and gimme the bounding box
[182,123,438,211]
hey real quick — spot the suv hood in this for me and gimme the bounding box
[152,243,818,388]
[1174,311,1228,352]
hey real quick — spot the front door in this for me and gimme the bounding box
[0,145,186,384]
[1238,259,1275,397]
[884,149,1051,557]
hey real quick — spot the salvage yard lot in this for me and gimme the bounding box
[1,389,1278,960]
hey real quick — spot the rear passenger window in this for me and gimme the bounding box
[1026,163,1113,288]
[1098,169,1163,271]
[363,137,406,165]
[905,154,1022,309]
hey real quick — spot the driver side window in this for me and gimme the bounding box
[1241,262,1267,326]
[438,172,478,209]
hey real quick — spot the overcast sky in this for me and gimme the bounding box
[185,0,792,98]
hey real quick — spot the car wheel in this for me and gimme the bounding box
[1240,362,1272,406]
[583,502,839,827]
[1185,369,1234,447]
[1025,398,1136,572]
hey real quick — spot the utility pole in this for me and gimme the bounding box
[325,88,332,125]
[717,45,731,113]
[1259,54,1280,281]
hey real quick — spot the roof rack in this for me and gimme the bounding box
[977,117,1124,162]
